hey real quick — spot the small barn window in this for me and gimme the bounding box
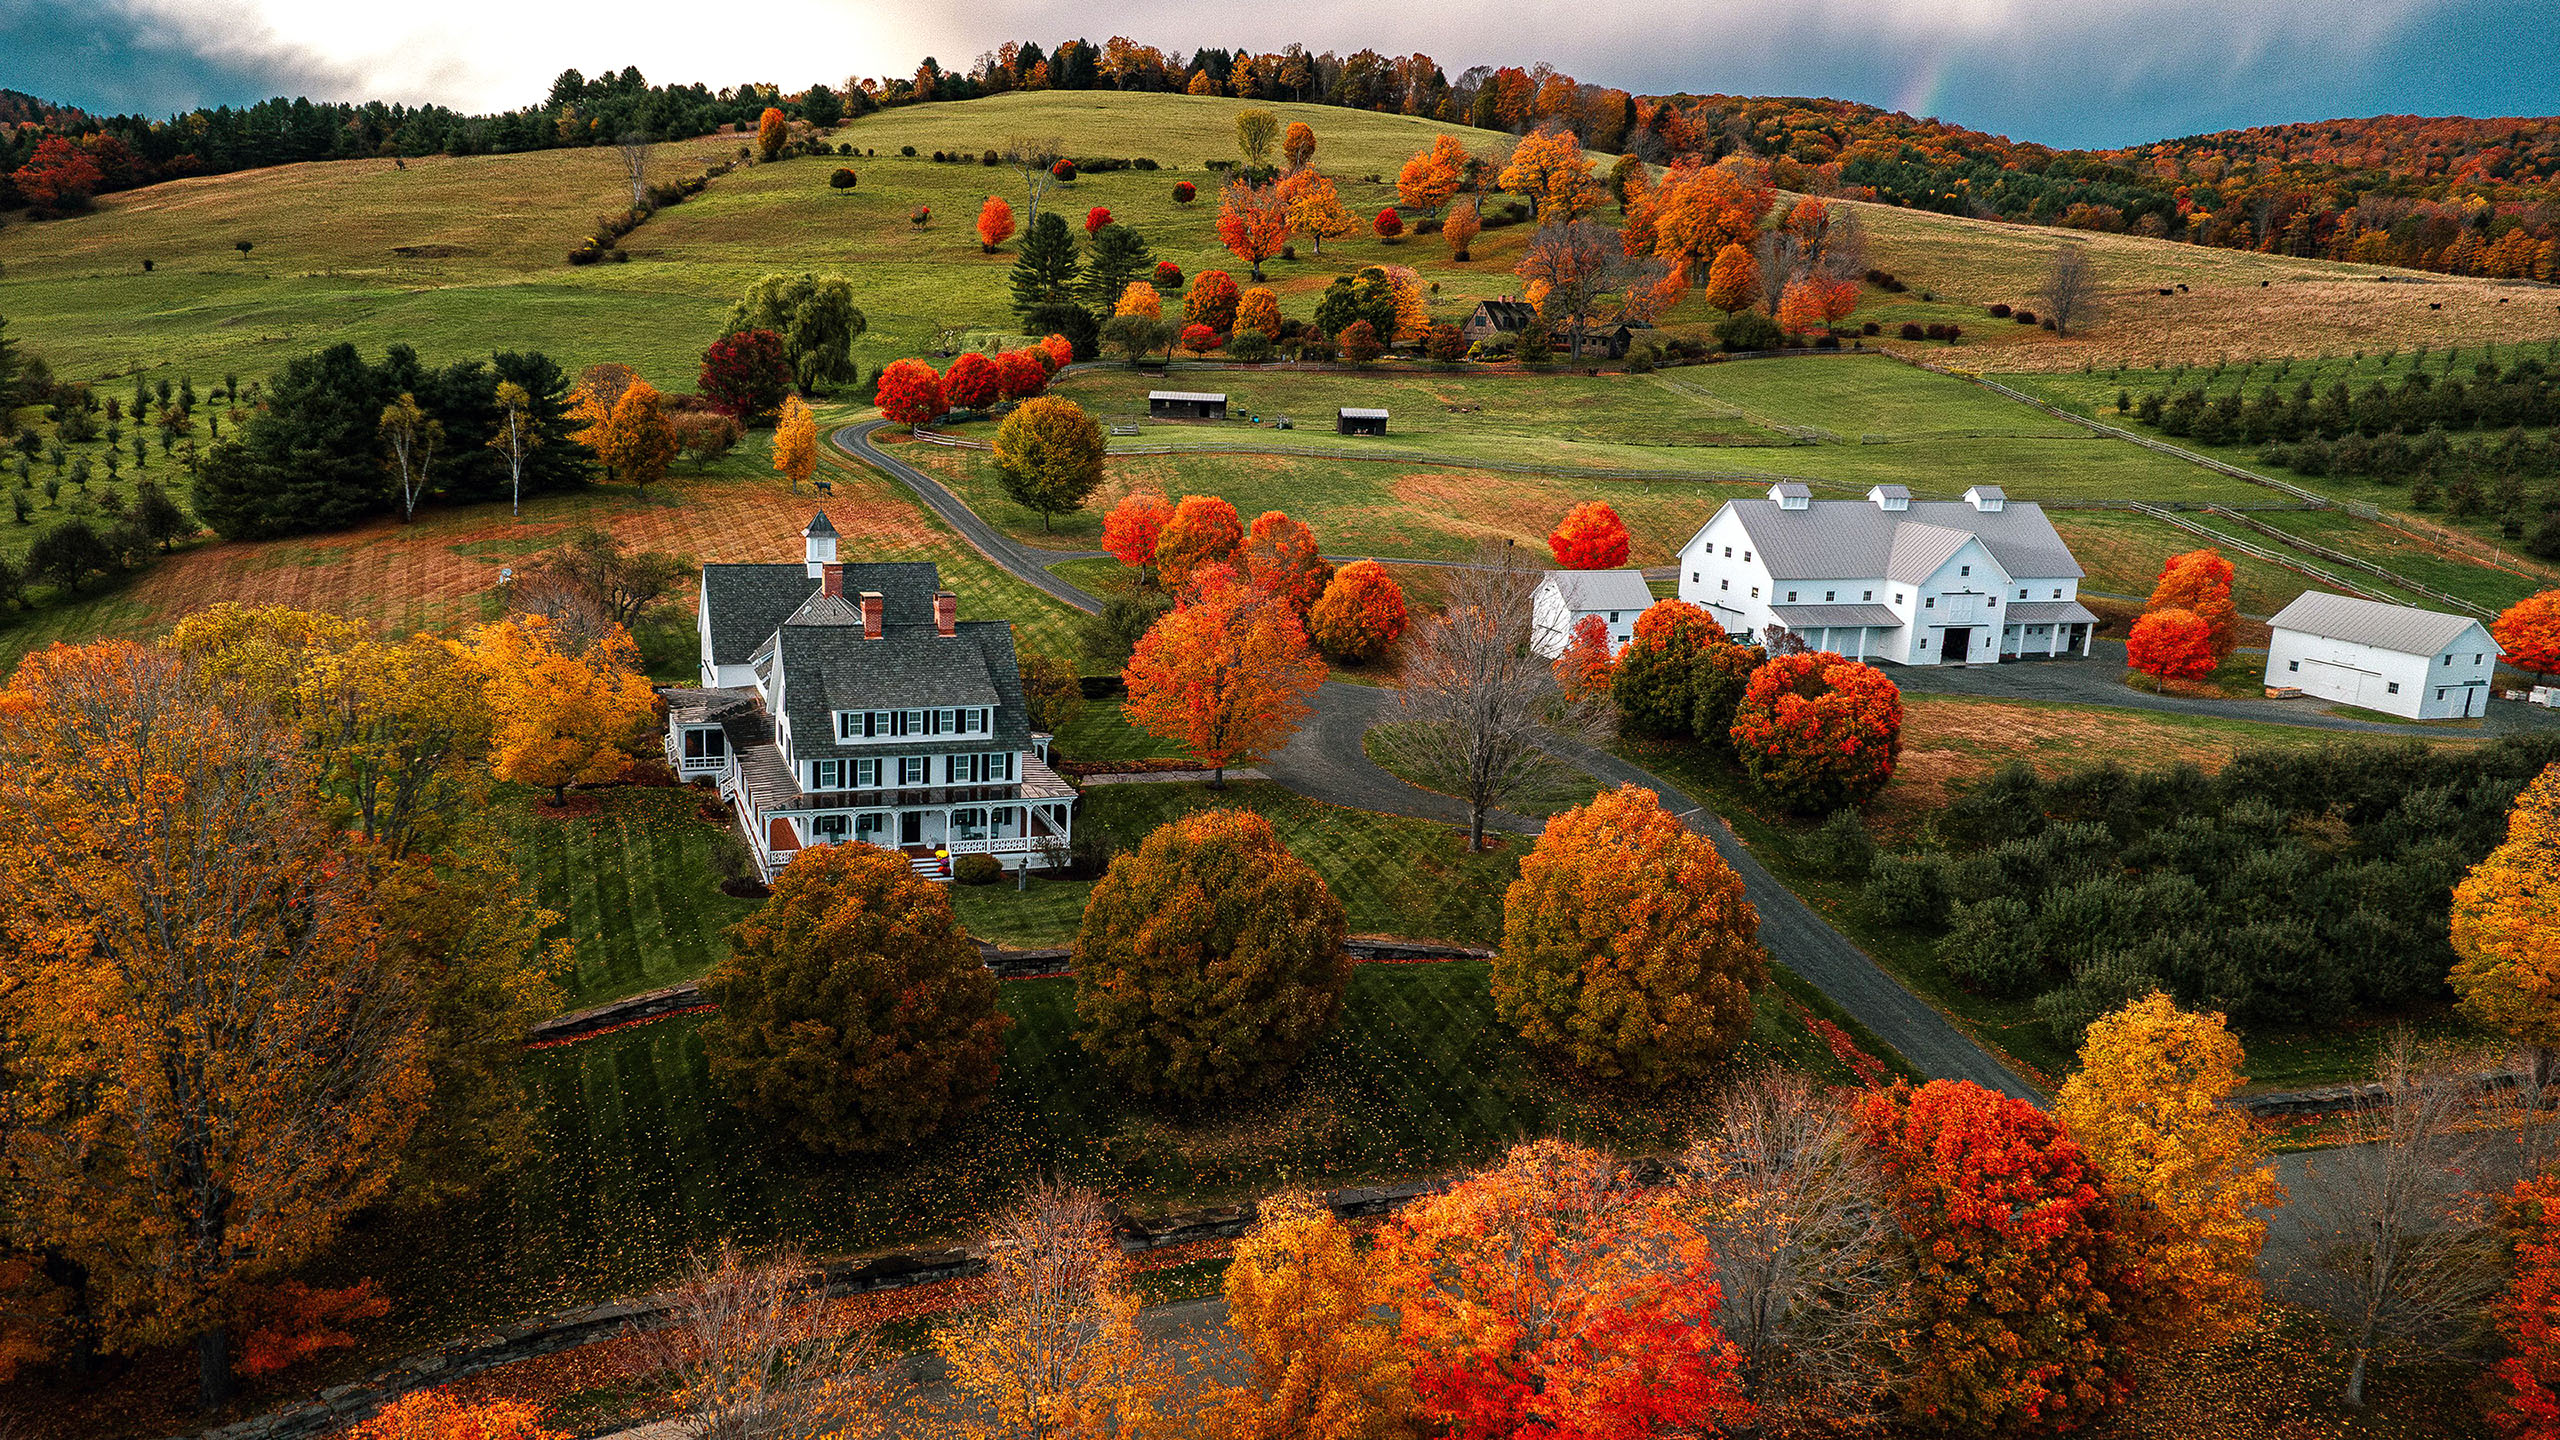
[1894,593,1905,604]
[2387,682,2401,695]
[2019,588,2028,599]
[1723,546,1731,558]
[1750,587,1760,599]
[1786,591,1798,602]
[1720,579,1730,591]
[2052,589,2062,599]
[1608,611,1620,623]
[1691,572,1699,582]
[1824,591,1835,602]
[1920,638,1930,649]
[1743,551,1752,563]
[1924,597,1935,609]
[2288,660,2299,672]
[2437,689,2447,700]
[1863,590,1873,601]
[1959,565,1970,577]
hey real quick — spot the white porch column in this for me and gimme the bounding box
[2081,623,2093,657]
[1853,628,1868,662]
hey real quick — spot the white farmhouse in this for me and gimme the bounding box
[1529,569,1655,658]
[660,513,1078,882]
[1675,483,2095,665]
[2264,592,2503,719]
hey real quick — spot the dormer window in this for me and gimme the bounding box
[1786,591,1798,603]
[842,707,993,740]
[2052,589,2062,599]
[1824,591,1835,602]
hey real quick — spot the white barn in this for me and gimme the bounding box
[2264,592,2502,719]
[1676,483,2095,665]
[1530,570,1655,658]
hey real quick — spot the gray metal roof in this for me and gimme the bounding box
[701,562,942,667]
[2007,599,2099,625]
[1885,523,1976,585]
[1148,390,1226,403]
[1543,569,1655,613]
[2267,592,2496,657]
[1339,407,1390,419]
[1708,499,2084,584]
[1770,603,1902,629]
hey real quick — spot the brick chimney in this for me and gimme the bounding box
[859,591,883,639]
[934,591,958,638]
[821,563,844,598]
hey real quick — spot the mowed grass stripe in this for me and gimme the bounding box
[495,787,762,1009]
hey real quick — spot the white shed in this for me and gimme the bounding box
[1530,570,1655,658]
[2264,592,2502,719]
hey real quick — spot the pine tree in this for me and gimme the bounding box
[1079,223,1153,310]
[1008,211,1084,318]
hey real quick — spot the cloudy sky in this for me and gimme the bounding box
[5,0,2554,149]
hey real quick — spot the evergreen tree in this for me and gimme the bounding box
[191,343,390,539]
[1079,223,1154,311]
[1009,211,1084,318]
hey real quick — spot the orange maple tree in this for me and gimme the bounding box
[2495,590,2560,679]
[1039,332,1075,369]
[1554,614,1617,702]
[1773,280,1827,336]
[1234,286,1284,338]
[1442,201,1481,262]
[1702,243,1759,312]
[1242,510,1332,617]
[1152,494,1245,591]
[1216,178,1292,281]
[873,358,945,426]
[2127,608,2218,683]
[2450,761,2560,1059]
[1374,1139,1752,1440]
[1398,134,1468,214]
[1102,490,1174,570]
[2146,549,2239,662]
[1728,650,1904,812]
[591,379,678,494]
[1308,559,1408,663]
[2493,1173,2560,1440]
[755,106,786,162]
[1494,785,1767,1085]
[465,615,657,805]
[1855,1080,2141,1437]
[1624,160,1773,281]
[1548,500,1632,569]
[1498,129,1600,223]
[975,194,1016,252]
[1123,582,1327,783]
[1184,269,1242,331]
[941,351,998,413]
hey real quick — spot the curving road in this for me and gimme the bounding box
[833,419,2038,1098]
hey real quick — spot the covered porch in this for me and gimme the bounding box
[1767,602,1903,664]
[1999,600,2101,660]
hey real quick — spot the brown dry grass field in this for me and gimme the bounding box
[1847,199,2560,371]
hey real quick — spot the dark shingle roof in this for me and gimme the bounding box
[1473,299,1536,329]
[777,620,1033,761]
[700,561,942,667]
[802,510,838,538]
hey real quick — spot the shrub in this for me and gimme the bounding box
[699,844,1006,1153]
[1899,322,1925,340]
[1988,303,2011,318]
[1937,897,2046,997]
[894,145,913,156]
[1173,180,1197,203]
[1337,320,1383,366]
[1229,330,1275,363]
[1730,652,1904,813]
[1810,807,1877,879]
[953,853,1005,885]
[1714,310,1785,353]
[1610,599,1730,737]
[828,168,857,191]
[1494,786,1768,1086]
[1074,810,1349,1103]
[1051,158,1078,180]
[1866,850,1955,930]
[2014,310,2038,325]
[1862,320,1881,335]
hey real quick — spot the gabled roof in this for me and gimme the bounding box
[2268,592,2495,657]
[1542,570,1655,613]
[1339,407,1390,419]
[776,620,1032,760]
[1148,390,1226,403]
[700,561,942,667]
[1471,299,1537,328]
[802,510,838,538]
[1698,499,2084,583]
[1770,602,1901,629]
[1885,523,1979,585]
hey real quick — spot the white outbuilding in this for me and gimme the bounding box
[1530,570,1655,658]
[1675,482,2095,665]
[2264,592,2502,719]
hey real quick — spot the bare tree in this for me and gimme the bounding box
[635,1243,887,1440]
[1000,135,1065,229]
[1807,203,1867,282]
[528,525,691,631]
[1367,541,1599,851]
[2293,1035,2506,1409]
[1513,221,1667,362]
[504,568,617,656]
[1751,228,1803,314]
[1682,1073,1899,1435]
[2040,242,2100,338]
[615,131,653,209]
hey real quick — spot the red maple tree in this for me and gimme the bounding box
[1242,511,1332,617]
[1102,491,1174,571]
[2495,590,2560,679]
[1549,501,1633,569]
[2493,1173,2560,1439]
[2127,608,2218,683]
[992,349,1050,402]
[941,351,998,413]
[1728,651,1903,812]
[1554,614,1617,702]
[1086,205,1113,234]
[975,194,1016,252]
[697,328,793,419]
[873,359,945,427]
[1374,207,1405,241]
[2146,549,2240,661]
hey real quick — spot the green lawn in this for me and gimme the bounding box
[494,786,764,1009]
[2045,507,2342,612]
[1362,720,1607,821]
[1047,699,1187,763]
[953,779,1517,949]
[327,954,1857,1353]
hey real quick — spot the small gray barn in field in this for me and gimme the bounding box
[1337,407,1389,436]
[1147,390,1227,420]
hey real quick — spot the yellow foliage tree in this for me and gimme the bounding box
[1498,129,1598,224]
[772,393,817,491]
[593,379,678,495]
[1234,286,1284,338]
[2452,762,2560,1060]
[1379,265,1432,343]
[1397,134,1468,215]
[935,1183,1166,1439]
[465,615,657,805]
[2053,992,2285,1350]
[1203,1190,1418,1440]
[1279,167,1359,256]
[1115,280,1163,319]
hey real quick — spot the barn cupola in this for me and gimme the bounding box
[1867,484,1910,512]
[1768,482,1812,511]
[1964,486,2007,513]
[801,511,839,576]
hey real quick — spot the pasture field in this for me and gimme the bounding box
[494,786,761,1009]
[2044,507,2336,613]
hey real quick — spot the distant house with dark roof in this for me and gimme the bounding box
[1563,320,1652,360]
[2265,592,2501,719]
[1677,483,2095,666]
[664,513,1076,881]
[1461,299,1538,347]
